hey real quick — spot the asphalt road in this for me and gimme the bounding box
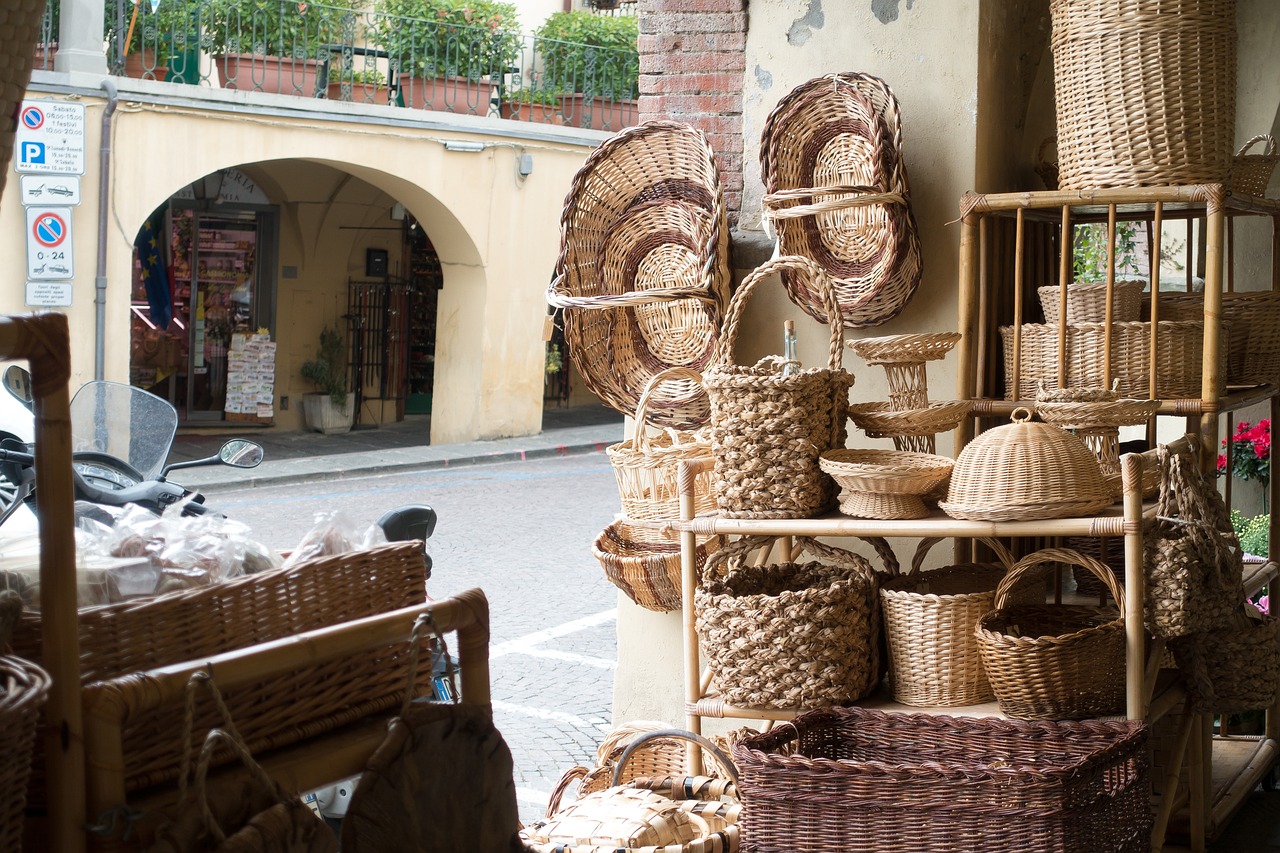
[202,449,622,825]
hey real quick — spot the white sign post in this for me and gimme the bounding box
[26,207,75,281]
[14,101,87,175]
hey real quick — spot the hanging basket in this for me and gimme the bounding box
[759,72,922,328]
[704,256,854,519]
[592,520,720,613]
[1229,134,1277,197]
[1170,610,1280,714]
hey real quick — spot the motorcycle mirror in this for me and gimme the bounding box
[219,439,264,469]
[3,366,34,411]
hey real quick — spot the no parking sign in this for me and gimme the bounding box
[26,207,74,280]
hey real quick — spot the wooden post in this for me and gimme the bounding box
[1121,452,1145,720]
[679,459,705,775]
[1200,200,1226,470]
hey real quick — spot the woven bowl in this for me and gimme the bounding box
[941,408,1112,522]
[847,399,973,438]
[820,449,952,520]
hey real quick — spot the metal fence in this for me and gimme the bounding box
[34,0,639,132]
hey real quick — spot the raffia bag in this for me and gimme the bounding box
[695,536,880,710]
[1169,609,1280,714]
[704,255,854,519]
[1144,440,1247,639]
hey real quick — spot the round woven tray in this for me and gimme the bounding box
[1034,398,1159,431]
[847,399,972,438]
[847,332,961,365]
[820,449,952,520]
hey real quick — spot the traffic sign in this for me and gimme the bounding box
[19,174,81,206]
[25,206,74,281]
[14,100,86,175]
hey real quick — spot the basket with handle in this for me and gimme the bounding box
[1170,609,1280,715]
[1230,134,1277,196]
[703,255,854,519]
[0,654,50,853]
[592,520,721,613]
[606,366,715,532]
[976,547,1127,720]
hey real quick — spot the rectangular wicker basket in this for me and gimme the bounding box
[1151,291,1280,386]
[732,706,1151,853]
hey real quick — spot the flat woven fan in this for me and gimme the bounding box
[549,121,732,430]
[760,72,922,328]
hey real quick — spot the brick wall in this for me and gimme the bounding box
[636,0,747,226]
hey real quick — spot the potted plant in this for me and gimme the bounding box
[326,66,392,105]
[534,11,638,131]
[372,0,521,114]
[300,325,355,434]
[204,0,360,96]
[499,86,564,124]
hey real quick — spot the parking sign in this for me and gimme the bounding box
[14,101,86,175]
[26,207,74,280]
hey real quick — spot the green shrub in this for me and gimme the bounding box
[203,0,360,60]
[1231,508,1270,558]
[372,0,522,81]
[534,11,638,100]
[300,326,349,407]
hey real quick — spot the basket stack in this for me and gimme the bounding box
[1037,279,1145,326]
[1153,290,1280,387]
[548,121,732,430]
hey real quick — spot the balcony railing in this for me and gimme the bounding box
[34,0,639,132]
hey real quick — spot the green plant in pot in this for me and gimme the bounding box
[204,0,361,94]
[300,325,355,434]
[534,11,638,101]
[373,0,521,84]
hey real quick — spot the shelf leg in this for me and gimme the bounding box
[1152,699,1195,853]
[1188,714,1209,852]
[679,461,704,776]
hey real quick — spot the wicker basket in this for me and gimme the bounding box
[13,542,430,801]
[695,536,880,710]
[1034,393,1160,499]
[847,332,960,409]
[1000,321,1212,400]
[759,72,922,328]
[1230,134,1277,197]
[593,520,720,613]
[1154,290,1280,386]
[1034,135,1059,190]
[704,256,854,519]
[0,655,50,852]
[732,706,1151,853]
[819,449,952,520]
[976,548,1127,720]
[942,409,1112,522]
[1050,0,1237,190]
[1170,611,1280,714]
[1037,279,1145,325]
[550,121,732,429]
[879,537,1016,707]
[607,366,715,532]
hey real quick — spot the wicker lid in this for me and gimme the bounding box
[940,408,1112,522]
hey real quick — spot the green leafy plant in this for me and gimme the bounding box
[1231,508,1270,559]
[504,86,564,107]
[545,343,563,374]
[203,0,360,59]
[372,0,522,81]
[300,326,349,407]
[534,11,638,100]
[1072,221,1142,281]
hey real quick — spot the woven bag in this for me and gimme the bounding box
[593,520,721,613]
[1144,441,1247,639]
[695,536,880,710]
[976,548,1126,720]
[0,654,49,853]
[1050,0,1237,190]
[1230,134,1277,196]
[704,255,854,519]
[1169,610,1280,715]
[760,72,922,328]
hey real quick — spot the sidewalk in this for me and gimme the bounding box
[171,405,625,490]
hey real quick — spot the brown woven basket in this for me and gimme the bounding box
[606,366,715,532]
[759,72,922,328]
[1050,0,1237,190]
[976,548,1127,720]
[593,520,720,613]
[819,449,953,520]
[847,332,960,409]
[704,256,854,519]
[879,537,1016,707]
[942,409,1112,522]
[550,121,731,430]
[1037,279,1145,325]
[732,706,1151,853]
[1170,611,1280,714]
[1000,321,1212,400]
[0,655,49,852]
[1154,290,1280,386]
[1230,134,1277,197]
[1034,135,1059,190]
[695,536,880,710]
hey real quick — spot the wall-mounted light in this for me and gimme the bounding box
[391,202,406,221]
[443,139,486,153]
[193,170,226,204]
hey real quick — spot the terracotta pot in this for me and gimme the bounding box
[124,48,168,81]
[498,100,564,125]
[397,74,495,115]
[325,80,393,106]
[559,94,638,131]
[215,53,323,97]
[33,44,57,71]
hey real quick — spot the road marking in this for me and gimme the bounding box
[516,786,551,807]
[491,608,617,658]
[509,647,616,669]
[493,699,607,730]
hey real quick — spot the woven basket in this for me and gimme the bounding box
[13,542,430,802]
[1230,134,1277,196]
[942,408,1112,522]
[1034,135,1059,190]
[593,520,720,613]
[847,332,960,409]
[976,548,1127,720]
[1000,321,1211,400]
[819,449,953,520]
[1050,0,1237,190]
[1154,290,1280,386]
[550,121,732,429]
[732,706,1151,853]
[879,537,1016,707]
[695,536,880,710]
[846,399,973,457]
[1170,611,1280,714]
[759,72,922,328]
[704,256,854,519]
[1034,393,1160,498]
[1037,280,1145,325]
[0,655,49,852]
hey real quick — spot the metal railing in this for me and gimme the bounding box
[34,0,640,132]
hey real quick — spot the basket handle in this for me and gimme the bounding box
[544,765,591,818]
[400,610,459,717]
[993,547,1124,612]
[193,728,293,845]
[611,728,740,788]
[546,274,720,311]
[909,536,1015,576]
[631,367,706,453]
[1036,135,1057,165]
[712,255,844,370]
[1236,134,1277,158]
[701,535,876,583]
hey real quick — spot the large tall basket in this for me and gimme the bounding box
[0,655,50,851]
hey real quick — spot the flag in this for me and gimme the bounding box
[135,204,172,329]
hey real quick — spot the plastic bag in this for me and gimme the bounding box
[281,511,389,570]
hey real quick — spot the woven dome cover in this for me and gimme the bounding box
[0,0,47,199]
[942,408,1112,522]
[760,72,923,328]
[551,121,732,430]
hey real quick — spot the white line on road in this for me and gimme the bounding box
[509,647,616,669]
[493,699,608,730]
[490,608,617,658]
[516,786,552,807]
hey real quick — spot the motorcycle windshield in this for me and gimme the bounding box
[70,381,179,481]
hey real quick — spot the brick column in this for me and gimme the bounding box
[636,0,747,227]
